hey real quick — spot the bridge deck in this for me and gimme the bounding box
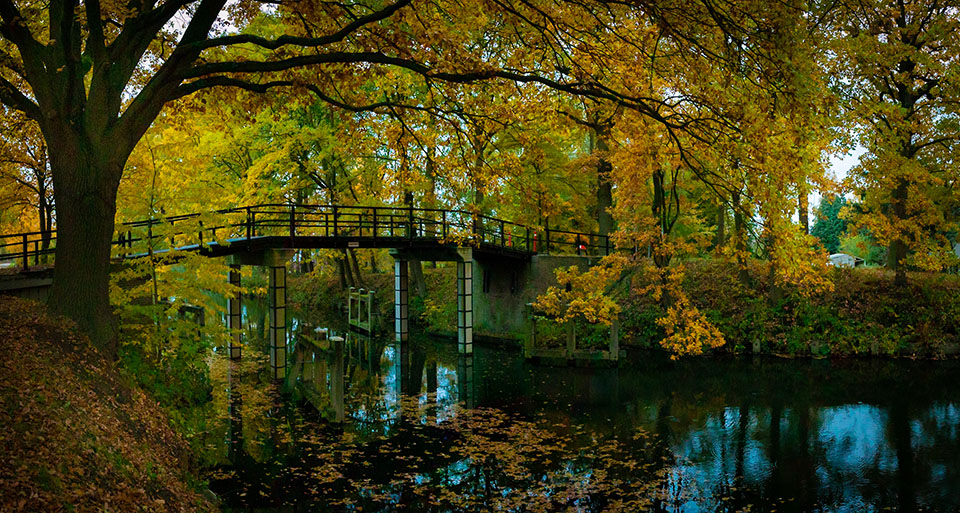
[1,204,610,269]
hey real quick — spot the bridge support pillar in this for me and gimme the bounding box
[269,265,287,380]
[394,260,409,342]
[457,248,473,354]
[227,265,242,360]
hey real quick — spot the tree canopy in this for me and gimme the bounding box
[1,0,958,356]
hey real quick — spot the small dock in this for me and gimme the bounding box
[523,304,622,367]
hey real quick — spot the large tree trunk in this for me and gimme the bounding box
[409,259,427,297]
[45,135,124,359]
[889,180,908,286]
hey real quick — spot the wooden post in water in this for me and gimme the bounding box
[525,303,536,358]
[609,315,620,361]
[566,319,576,358]
[269,265,287,380]
[228,265,242,360]
[348,286,354,328]
[367,289,374,334]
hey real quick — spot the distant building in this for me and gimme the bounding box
[828,253,864,268]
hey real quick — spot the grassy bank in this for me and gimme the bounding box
[286,256,960,359]
[0,296,217,512]
[620,260,960,358]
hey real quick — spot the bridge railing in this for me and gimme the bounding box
[0,230,57,270]
[0,204,612,270]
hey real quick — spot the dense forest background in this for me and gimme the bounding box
[1,0,958,358]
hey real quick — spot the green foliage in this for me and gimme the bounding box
[810,195,848,254]
[839,232,886,265]
[619,259,960,358]
[109,252,235,458]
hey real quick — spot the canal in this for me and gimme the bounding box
[203,300,960,512]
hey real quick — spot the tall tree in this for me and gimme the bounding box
[0,0,841,355]
[0,109,53,247]
[810,195,848,254]
[835,0,960,285]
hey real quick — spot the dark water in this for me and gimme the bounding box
[205,306,960,512]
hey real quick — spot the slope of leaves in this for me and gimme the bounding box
[0,297,217,512]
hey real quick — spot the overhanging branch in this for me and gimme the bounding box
[171,77,293,100]
[188,0,413,52]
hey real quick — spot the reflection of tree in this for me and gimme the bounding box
[910,404,960,510]
[890,399,916,513]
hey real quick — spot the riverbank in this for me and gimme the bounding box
[621,260,960,358]
[0,296,217,512]
[289,258,960,359]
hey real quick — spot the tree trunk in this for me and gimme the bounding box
[45,139,124,359]
[409,259,427,297]
[714,201,726,249]
[349,248,364,288]
[767,236,782,306]
[889,180,908,286]
[596,133,614,238]
[733,190,751,285]
[337,251,352,288]
[798,187,809,235]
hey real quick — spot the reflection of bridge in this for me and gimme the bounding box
[286,332,476,423]
[1,204,609,379]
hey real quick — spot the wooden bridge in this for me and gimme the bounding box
[0,204,611,269]
[0,203,611,380]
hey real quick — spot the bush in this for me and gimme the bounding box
[618,258,960,358]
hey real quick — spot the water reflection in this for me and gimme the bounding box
[207,305,960,512]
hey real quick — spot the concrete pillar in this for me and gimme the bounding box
[457,248,473,355]
[269,265,287,380]
[227,265,242,360]
[394,260,409,342]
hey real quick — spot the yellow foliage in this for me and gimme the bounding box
[656,293,726,359]
[636,263,726,357]
[534,255,626,325]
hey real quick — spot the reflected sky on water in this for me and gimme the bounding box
[206,303,960,512]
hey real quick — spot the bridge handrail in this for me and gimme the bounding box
[0,203,612,269]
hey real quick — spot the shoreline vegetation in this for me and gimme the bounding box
[289,258,960,360]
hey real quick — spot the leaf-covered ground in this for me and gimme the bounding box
[0,296,217,512]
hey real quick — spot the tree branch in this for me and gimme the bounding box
[0,75,41,119]
[187,0,413,52]
[171,77,293,100]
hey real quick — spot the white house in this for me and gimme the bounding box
[828,253,864,267]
